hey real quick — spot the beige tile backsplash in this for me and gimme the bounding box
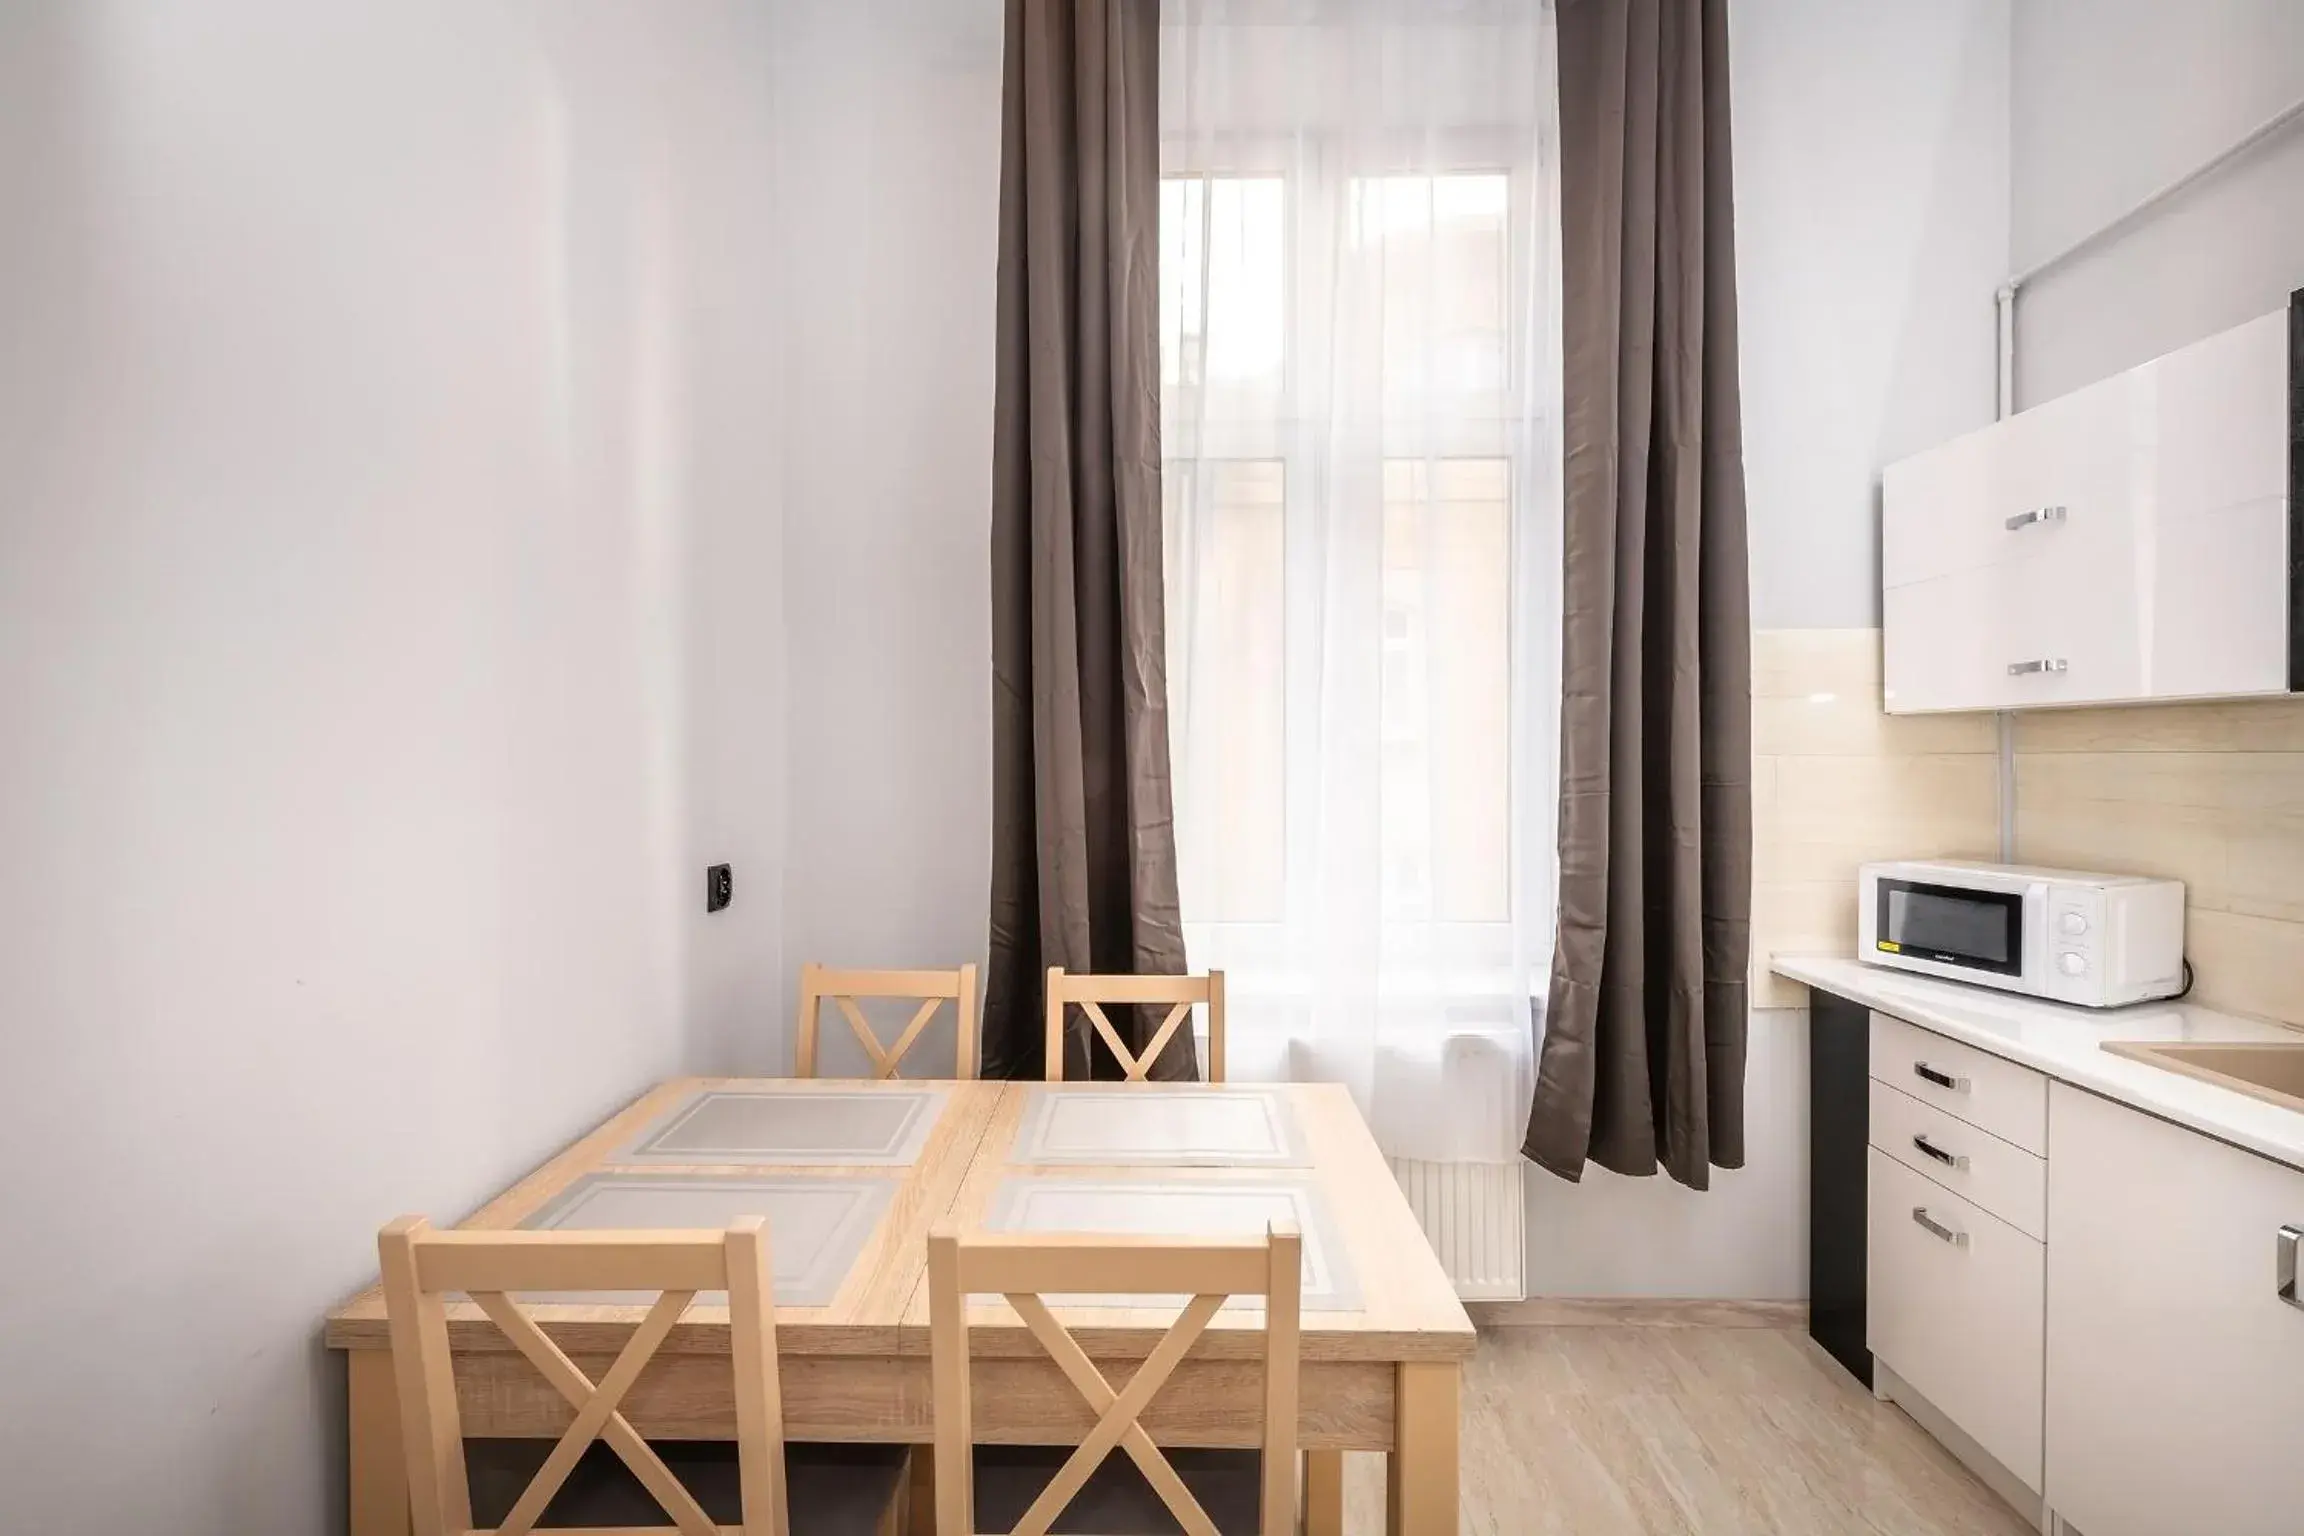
[1749,630,1998,1009]
[1745,631,2304,1026]
[2015,698,2304,1028]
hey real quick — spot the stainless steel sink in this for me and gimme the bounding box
[2104,1041,2304,1114]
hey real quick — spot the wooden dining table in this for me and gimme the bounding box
[326,1076,1476,1535]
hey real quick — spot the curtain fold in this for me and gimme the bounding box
[1522,0,1752,1190]
[984,0,1195,1082]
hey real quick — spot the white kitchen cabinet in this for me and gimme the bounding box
[1881,298,2296,714]
[2044,1082,2304,1536]
[1869,1149,2046,1491]
[1871,1010,2048,1154]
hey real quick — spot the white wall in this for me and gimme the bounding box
[1524,1008,1810,1298]
[768,0,1005,1079]
[2011,0,2304,405]
[0,3,785,1529]
[1734,0,2011,630]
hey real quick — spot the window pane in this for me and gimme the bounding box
[1166,460,1286,921]
[1160,176,1285,399]
[1349,174,1508,396]
[1381,458,1510,922]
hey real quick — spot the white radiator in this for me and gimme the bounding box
[1388,1157,1527,1301]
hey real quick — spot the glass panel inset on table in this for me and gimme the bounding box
[1010,1086,1308,1167]
[982,1177,1359,1311]
[518,1172,896,1307]
[610,1086,949,1167]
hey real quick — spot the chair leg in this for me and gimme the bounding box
[904,1444,936,1536]
[1303,1449,1344,1536]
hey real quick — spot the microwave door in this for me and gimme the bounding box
[1875,879,2024,977]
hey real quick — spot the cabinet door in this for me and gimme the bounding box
[2147,495,2291,700]
[2150,306,2289,523]
[2045,1083,2304,1536]
[2140,308,2292,702]
[1869,1149,2045,1490]
[1883,564,2021,713]
[1883,426,1996,590]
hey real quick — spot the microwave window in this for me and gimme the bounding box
[1886,887,2013,965]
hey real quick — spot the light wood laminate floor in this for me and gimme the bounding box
[1334,1325,2035,1535]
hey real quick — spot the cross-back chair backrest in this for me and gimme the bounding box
[377,1217,788,1536]
[796,962,980,1080]
[1042,968,1226,1083]
[926,1224,1300,1536]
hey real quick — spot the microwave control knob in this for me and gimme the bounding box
[2059,912,2089,936]
[2058,952,2088,976]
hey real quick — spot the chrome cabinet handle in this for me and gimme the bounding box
[2008,658,2070,677]
[1913,1207,1969,1248]
[2281,1226,2302,1310]
[1913,1062,1971,1092]
[2005,505,2069,531]
[1913,1134,1969,1170]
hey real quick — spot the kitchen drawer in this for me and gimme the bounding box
[1868,1148,2045,1492]
[1868,1078,2045,1240]
[1870,1012,2046,1155]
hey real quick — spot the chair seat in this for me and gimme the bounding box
[466,1437,908,1535]
[970,1444,1266,1535]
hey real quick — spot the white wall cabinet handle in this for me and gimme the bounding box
[2007,658,2069,677]
[2004,505,2068,531]
[2281,1225,2302,1310]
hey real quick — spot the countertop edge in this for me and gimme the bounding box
[1771,953,2304,1173]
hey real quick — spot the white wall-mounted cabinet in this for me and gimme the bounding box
[1881,297,2298,714]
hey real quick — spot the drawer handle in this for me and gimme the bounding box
[1912,1134,1970,1170]
[1913,1207,1970,1249]
[2005,505,2068,531]
[2282,1226,2303,1311]
[2007,658,2070,677]
[1913,1062,1971,1092]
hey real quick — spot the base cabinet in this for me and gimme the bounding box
[2044,1083,2304,1536]
[1868,1150,2044,1490]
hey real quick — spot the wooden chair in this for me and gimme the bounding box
[1042,968,1227,1083]
[378,1217,906,1536]
[926,1225,1300,1536]
[796,962,980,1080]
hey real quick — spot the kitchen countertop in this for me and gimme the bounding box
[1772,954,2304,1171]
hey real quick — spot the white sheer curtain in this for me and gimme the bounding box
[1159,0,1562,1163]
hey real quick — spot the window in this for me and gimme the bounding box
[1381,457,1510,923]
[1161,165,1537,942]
[1158,0,1558,1162]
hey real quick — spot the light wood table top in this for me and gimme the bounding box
[326,1077,1005,1357]
[324,1076,1473,1365]
[936,1081,1474,1362]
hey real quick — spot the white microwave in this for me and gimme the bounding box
[1857,860,2186,1008]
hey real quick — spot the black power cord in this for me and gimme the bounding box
[2171,957,2196,1001]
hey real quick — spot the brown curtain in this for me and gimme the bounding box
[1523,0,1753,1190]
[981,0,1195,1082]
